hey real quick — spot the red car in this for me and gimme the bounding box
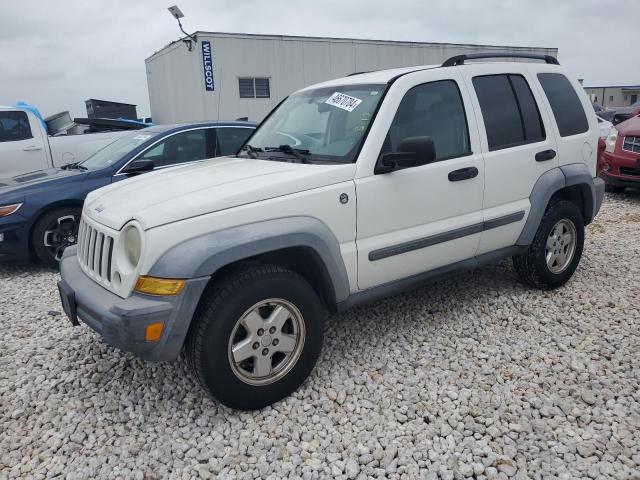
[599,114,640,192]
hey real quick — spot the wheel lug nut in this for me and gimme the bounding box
[269,326,276,334]
[272,339,279,346]
[262,348,269,356]
[257,328,264,336]
[252,342,259,350]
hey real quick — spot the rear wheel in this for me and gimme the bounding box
[32,206,82,267]
[185,264,325,410]
[513,200,584,290]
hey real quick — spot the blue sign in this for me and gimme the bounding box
[201,41,214,91]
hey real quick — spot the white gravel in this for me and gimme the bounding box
[1,192,639,480]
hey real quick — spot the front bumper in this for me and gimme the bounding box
[0,215,31,263]
[58,246,209,362]
[600,171,640,189]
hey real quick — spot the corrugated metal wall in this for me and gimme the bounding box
[146,33,558,124]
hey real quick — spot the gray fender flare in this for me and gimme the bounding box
[149,216,351,304]
[517,164,603,246]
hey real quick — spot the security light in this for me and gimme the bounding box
[167,5,197,51]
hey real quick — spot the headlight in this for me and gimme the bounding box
[122,224,142,269]
[605,127,618,153]
[0,203,23,217]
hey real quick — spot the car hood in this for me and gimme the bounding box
[0,168,87,197]
[84,156,356,230]
[615,115,640,135]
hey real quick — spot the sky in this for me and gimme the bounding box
[1,0,638,119]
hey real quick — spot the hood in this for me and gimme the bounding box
[84,157,355,230]
[0,168,87,197]
[615,115,640,136]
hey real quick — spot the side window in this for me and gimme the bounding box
[537,73,589,137]
[139,130,208,168]
[473,74,545,151]
[216,127,254,156]
[382,80,470,161]
[0,111,33,142]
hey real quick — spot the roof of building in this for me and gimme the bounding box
[85,99,137,107]
[584,85,640,90]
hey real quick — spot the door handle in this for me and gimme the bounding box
[448,166,479,182]
[535,149,556,162]
[23,145,43,152]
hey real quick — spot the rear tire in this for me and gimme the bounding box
[185,264,325,410]
[32,206,82,267]
[513,200,584,290]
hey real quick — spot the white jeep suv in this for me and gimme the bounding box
[58,53,605,410]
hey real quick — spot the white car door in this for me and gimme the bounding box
[0,110,49,177]
[355,68,484,290]
[458,64,560,255]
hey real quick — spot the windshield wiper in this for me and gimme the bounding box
[61,162,87,171]
[264,145,310,163]
[240,144,263,159]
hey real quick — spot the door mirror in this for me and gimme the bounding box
[375,136,436,174]
[122,159,154,176]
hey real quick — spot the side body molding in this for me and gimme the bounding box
[517,164,604,246]
[148,216,352,304]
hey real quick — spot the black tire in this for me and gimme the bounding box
[513,200,584,290]
[605,183,625,194]
[185,264,325,410]
[31,206,82,267]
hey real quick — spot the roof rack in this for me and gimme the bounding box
[442,52,560,67]
[347,71,372,76]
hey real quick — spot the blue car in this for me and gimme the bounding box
[0,122,255,265]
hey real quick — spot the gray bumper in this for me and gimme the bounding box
[58,247,209,362]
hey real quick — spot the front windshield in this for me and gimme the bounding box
[79,130,161,170]
[240,84,386,163]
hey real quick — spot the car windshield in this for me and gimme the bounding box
[79,130,162,170]
[239,84,386,164]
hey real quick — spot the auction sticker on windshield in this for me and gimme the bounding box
[325,92,362,112]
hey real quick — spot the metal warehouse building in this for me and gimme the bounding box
[583,85,640,109]
[145,32,558,124]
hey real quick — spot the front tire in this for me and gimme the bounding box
[32,206,82,267]
[185,264,325,410]
[513,200,584,290]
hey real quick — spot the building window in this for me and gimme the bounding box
[238,77,270,99]
[609,95,614,102]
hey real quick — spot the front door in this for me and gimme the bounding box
[0,110,47,177]
[355,69,484,290]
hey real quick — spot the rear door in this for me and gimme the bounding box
[459,64,559,255]
[0,110,49,177]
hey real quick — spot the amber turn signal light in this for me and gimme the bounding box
[134,276,185,296]
[145,322,164,342]
[0,203,23,217]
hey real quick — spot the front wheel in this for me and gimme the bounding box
[32,206,82,267]
[185,264,325,410]
[513,200,584,290]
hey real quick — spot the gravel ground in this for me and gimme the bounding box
[1,192,639,480]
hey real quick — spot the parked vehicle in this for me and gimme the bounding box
[0,106,135,177]
[597,115,613,139]
[0,122,255,265]
[593,103,615,122]
[612,101,640,125]
[599,114,640,192]
[57,53,604,410]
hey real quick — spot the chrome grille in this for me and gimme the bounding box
[622,136,640,154]
[77,218,114,283]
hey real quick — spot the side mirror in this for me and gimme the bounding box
[375,136,436,174]
[122,159,154,176]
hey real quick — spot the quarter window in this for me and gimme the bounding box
[473,74,545,151]
[239,77,271,98]
[537,73,589,137]
[0,111,32,142]
[381,80,471,161]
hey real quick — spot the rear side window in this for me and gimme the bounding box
[473,74,545,151]
[0,111,33,142]
[215,127,254,156]
[537,73,589,137]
